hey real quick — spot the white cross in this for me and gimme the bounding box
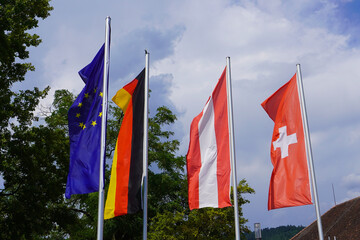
[273,126,297,158]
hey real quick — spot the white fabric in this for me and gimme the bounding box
[198,97,218,208]
[273,126,297,158]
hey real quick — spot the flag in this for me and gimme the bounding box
[186,67,232,210]
[261,73,312,210]
[104,69,145,219]
[65,45,105,199]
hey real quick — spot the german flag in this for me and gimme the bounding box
[104,69,145,219]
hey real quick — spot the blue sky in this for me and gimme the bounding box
[14,0,360,231]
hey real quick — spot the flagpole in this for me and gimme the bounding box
[143,50,150,240]
[296,64,324,240]
[97,16,111,240]
[226,57,241,240]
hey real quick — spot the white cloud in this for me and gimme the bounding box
[342,173,360,189]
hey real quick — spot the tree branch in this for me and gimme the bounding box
[69,208,94,221]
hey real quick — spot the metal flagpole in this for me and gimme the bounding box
[332,184,337,206]
[226,57,241,240]
[143,50,150,240]
[97,16,111,240]
[296,64,324,240]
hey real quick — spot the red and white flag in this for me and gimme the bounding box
[261,73,312,210]
[186,68,232,210]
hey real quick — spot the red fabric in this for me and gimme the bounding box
[186,112,203,209]
[122,79,138,95]
[261,73,312,210]
[114,98,133,215]
[212,69,231,208]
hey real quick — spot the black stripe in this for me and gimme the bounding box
[127,68,145,214]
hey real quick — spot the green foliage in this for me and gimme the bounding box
[148,180,255,240]
[0,0,53,129]
[0,1,65,239]
[45,89,76,130]
[244,225,305,240]
[0,119,76,239]
[0,0,52,85]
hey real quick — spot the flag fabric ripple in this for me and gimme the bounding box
[261,73,312,210]
[65,45,105,199]
[186,67,232,210]
[104,69,145,219]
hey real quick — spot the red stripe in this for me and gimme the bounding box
[123,79,138,96]
[212,68,231,208]
[186,111,203,210]
[114,99,134,215]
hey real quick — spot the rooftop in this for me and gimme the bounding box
[291,196,360,239]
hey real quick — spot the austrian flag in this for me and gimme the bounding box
[186,68,232,210]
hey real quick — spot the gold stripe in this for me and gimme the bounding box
[104,140,119,219]
[112,88,132,112]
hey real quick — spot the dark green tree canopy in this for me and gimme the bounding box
[245,225,305,240]
[0,0,53,130]
[0,0,52,85]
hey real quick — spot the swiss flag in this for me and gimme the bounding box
[261,73,312,210]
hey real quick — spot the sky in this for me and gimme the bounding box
[15,0,360,231]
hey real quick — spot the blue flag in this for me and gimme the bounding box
[65,45,106,199]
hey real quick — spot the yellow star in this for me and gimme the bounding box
[91,121,97,126]
[98,112,102,117]
[99,92,103,97]
[84,93,89,98]
[94,88,97,93]
[78,102,82,107]
[82,124,86,130]
[76,113,81,118]
[79,122,84,128]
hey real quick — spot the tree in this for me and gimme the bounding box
[0,0,53,129]
[0,118,77,239]
[245,225,305,240]
[148,179,255,240]
[0,1,72,239]
[0,0,54,205]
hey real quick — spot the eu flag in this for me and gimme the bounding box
[65,45,106,199]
